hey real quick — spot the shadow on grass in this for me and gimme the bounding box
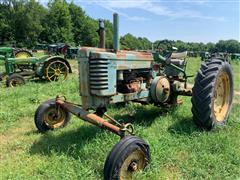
[112,103,177,127]
[112,103,201,137]
[30,78,50,84]
[29,103,202,162]
[29,104,174,159]
[30,125,101,159]
[167,117,202,136]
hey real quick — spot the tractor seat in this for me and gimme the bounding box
[170,59,185,66]
[171,51,188,59]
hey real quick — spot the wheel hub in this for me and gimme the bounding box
[9,78,24,87]
[120,149,146,179]
[129,161,138,171]
[213,71,230,122]
[44,107,65,128]
[55,69,61,76]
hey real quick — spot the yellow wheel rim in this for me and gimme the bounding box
[45,61,69,81]
[43,106,65,129]
[15,52,32,59]
[119,149,146,180]
[213,71,230,122]
[9,78,24,87]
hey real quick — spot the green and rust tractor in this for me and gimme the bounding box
[0,54,72,87]
[34,14,234,179]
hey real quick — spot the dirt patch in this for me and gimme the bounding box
[0,118,36,160]
[162,164,182,179]
[233,100,240,104]
[233,91,240,104]
[235,91,240,96]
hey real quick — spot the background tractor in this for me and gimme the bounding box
[34,14,234,179]
[64,47,79,59]
[0,54,72,87]
[47,43,70,55]
[0,47,33,63]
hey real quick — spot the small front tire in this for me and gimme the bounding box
[6,74,25,87]
[34,99,71,133]
[104,135,150,180]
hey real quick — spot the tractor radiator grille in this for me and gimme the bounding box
[89,58,109,90]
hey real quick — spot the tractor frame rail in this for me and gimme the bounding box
[55,96,132,137]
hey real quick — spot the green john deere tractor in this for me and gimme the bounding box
[0,47,33,62]
[0,54,72,87]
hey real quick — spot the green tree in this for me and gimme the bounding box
[216,40,240,53]
[79,16,98,47]
[68,2,85,45]
[120,33,151,50]
[104,20,113,48]
[175,40,189,51]
[0,1,12,44]
[24,0,47,47]
[206,42,216,53]
[44,0,73,43]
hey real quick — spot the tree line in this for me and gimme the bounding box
[0,0,239,53]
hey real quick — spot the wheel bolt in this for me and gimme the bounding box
[129,161,138,171]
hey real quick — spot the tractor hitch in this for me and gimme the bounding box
[55,96,134,138]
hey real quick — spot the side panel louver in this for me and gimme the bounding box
[89,58,116,96]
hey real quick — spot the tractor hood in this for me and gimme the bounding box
[79,47,153,61]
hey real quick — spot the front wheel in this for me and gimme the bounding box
[191,58,234,130]
[34,99,71,133]
[6,74,25,87]
[104,135,150,180]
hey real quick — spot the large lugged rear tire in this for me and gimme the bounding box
[104,135,150,180]
[191,58,234,130]
[14,49,33,59]
[34,99,71,133]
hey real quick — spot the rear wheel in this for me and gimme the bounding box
[104,135,150,180]
[14,49,33,59]
[34,99,71,133]
[191,58,234,130]
[6,74,25,87]
[44,60,69,81]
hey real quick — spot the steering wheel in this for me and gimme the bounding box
[156,40,173,52]
[155,40,174,63]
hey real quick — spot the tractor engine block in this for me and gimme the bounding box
[117,69,150,93]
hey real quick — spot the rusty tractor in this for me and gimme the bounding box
[34,14,234,179]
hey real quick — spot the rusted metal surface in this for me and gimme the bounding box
[56,98,122,136]
[126,80,141,93]
[150,76,171,103]
[113,13,120,51]
[98,19,105,49]
[77,12,193,114]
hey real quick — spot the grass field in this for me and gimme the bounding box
[0,57,239,179]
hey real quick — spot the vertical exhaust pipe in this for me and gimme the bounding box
[98,19,105,48]
[113,13,120,51]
